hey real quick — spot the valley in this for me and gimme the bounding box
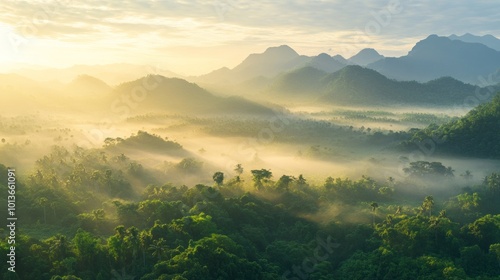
[1,31,500,279]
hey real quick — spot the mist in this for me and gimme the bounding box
[1,59,499,280]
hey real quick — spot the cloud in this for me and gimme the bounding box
[0,0,498,74]
[2,0,498,39]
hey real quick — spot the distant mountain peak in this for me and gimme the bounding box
[71,74,107,84]
[317,53,332,58]
[66,74,111,94]
[408,34,500,58]
[408,35,458,57]
[348,48,384,66]
[358,48,379,54]
[303,53,346,73]
[263,45,298,56]
[227,45,307,79]
[449,33,500,51]
[368,34,500,85]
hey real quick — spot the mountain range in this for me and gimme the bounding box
[111,75,275,115]
[12,63,182,85]
[3,33,500,115]
[267,65,495,106]
[0,73,276,116]
[194,34,500,87]
[193,45,385,85]
[368,35,500,85]
[449,33,500,51]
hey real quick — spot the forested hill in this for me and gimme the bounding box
[1,157,500,279]
[268,65,492,106]
[112,75,275,116]
[404,92,500,158]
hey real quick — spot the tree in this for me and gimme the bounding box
[92,209,105,221]
[457,193,481,211]
[403,161,454,177]
[234,164,243,175]
[250,169,272,190]
[139,230,152,267]
[73,229,99,269]
[297,174,307,188]
[212,172,224,187]
[422,196,434,217]
[467,214,500,251]
[149,238,168,260]
[275,175,294,191]
[176,158,203,173]
[232,164,244,183]
[48,234,71,261]
[460,170,473,181]
[370,202,379,224]
[490,243,500,268]
[125,226,140,272]
[50,202,58,219]
[485,172,500,194]
[37,197,49,223]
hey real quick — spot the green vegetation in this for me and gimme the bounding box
[2,29,500,280]
[1,145,500,279]
[1,71,500,280]
[269,65,498,106]
[405,93,500,158]
[104,131,185,155]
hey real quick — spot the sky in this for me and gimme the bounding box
[0,0,499,75]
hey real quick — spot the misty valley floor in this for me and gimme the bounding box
[1,100,500,279]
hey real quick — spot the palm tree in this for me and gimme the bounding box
[370,202,379,224]
[429,217,440,245]
[125,227,140,274]
[139,231,151,267]
[37,197,48,223]
[460,170,473,181]
[422,196,434,217]
[50,234,70,260]
[50,202,58,219]
[234,164,243,175]
[485,173,500,194]
[149,238,168,260]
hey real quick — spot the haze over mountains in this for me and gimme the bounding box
[194,34,500,89]
[369,35,500,85]
[110,75,276,116]
[2,0,500,277]
[6,34,499,91]
[2,33,500,115]
[188,34,500,107]
[11,63,182,85]
[194,45,385,85]
[267,65,492,106]
[349,48,385,66]
[449,33,500,51]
